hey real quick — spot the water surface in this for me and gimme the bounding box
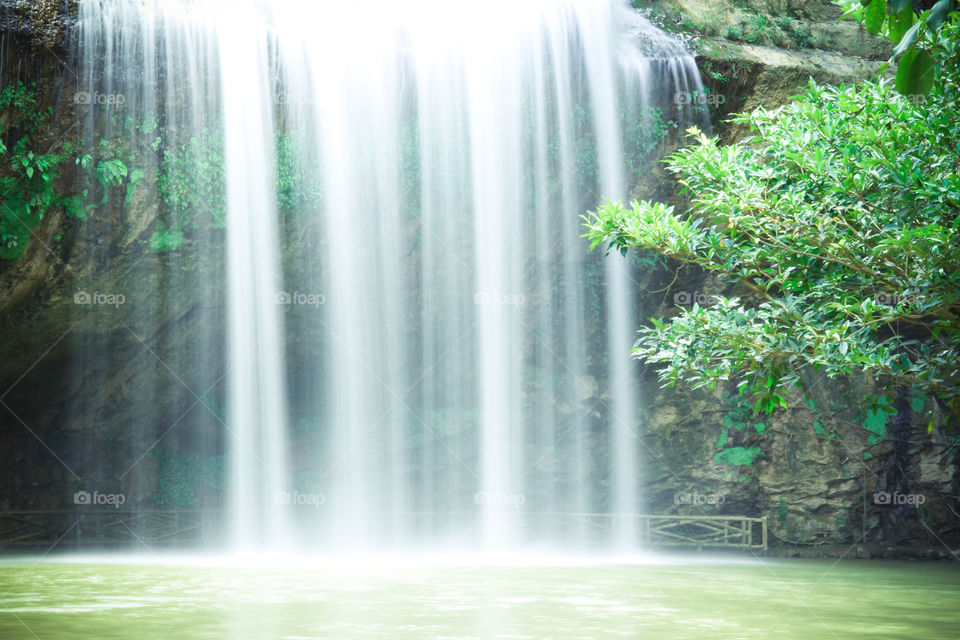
[1,556,957,639]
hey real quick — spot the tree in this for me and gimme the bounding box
[583,19,960,420]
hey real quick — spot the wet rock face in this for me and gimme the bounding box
[0,3,227,512]
[0,0,76,51]
[0,197,230,512]
[640,372,959,548]
[693,39,888,141]
[642,0,891,142]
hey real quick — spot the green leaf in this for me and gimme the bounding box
[865,0,887,35]
[910,396,924,413]
[149,226,184,253]
[125,168,144,204]
[716,430,729,449]
[896,48,936,95]
[928,0,954,30]
[864,408,888,444]
[887,9,916,47]
[714,446,763,466]
[892,18,921,57]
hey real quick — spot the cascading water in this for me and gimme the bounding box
[218,9,293,551]
[75,0,706,551]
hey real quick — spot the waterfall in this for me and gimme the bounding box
[75,0,706,551]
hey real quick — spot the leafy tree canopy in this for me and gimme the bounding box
[584,19,960,418]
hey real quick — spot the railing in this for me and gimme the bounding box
[0,510,766,552]
[642,514,767,551]
[529,512,768,552]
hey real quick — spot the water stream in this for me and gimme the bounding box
[75,0,705,550]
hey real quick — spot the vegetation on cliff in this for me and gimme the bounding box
[586,16,960,429]
[0,82,145,264]
[0,82,77,262]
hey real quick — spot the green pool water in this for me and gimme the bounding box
[0,555,958,639]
